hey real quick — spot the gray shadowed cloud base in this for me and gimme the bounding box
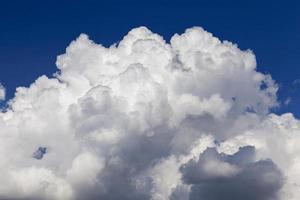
[179,146,283,200]
[0,26,299,200]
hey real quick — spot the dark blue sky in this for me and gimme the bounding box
[0,0,299,116]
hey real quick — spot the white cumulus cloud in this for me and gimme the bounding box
[0,26,298,200]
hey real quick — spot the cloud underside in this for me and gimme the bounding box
[0,26,299,200]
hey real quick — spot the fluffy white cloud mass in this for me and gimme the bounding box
[0,26,299,200]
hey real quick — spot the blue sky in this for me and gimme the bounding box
[0,0,299,116]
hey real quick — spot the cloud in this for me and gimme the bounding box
[32,147,48,160]
[179,146,283,200]
[283,97,291,106]
[0,26,298,199]
[292,79,300,85]
[0,83,5,101]
[218,113,300,200]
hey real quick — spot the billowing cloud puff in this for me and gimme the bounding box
[0,26,298,200]
[179,146,283,200]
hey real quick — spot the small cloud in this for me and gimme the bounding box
[284,97,291,106]
[32,147,48,160]
[0,83,5,101]
[292,79,300,85]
